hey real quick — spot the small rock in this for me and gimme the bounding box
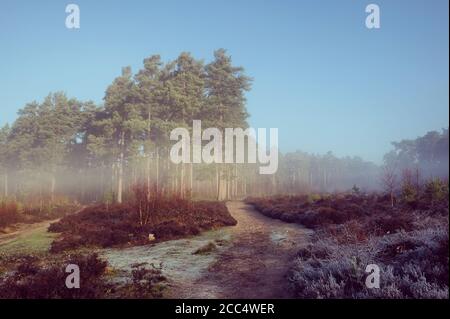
[148,234,156,241]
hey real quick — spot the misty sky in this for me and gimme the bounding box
[0,0,448,163]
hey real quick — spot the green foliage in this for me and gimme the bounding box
[398,168,420,207]
[401,182,417,204]
[0,49,252,203]
[351,184,360,195]
[424,178,449,203]
[384,129,449,179]
[0,226,58,255]
[307,193,321,203]
[204,49,252,129]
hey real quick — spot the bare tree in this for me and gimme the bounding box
[381,165,397,207]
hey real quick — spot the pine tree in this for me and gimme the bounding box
[135,55,164,194]
[0,124,10,198]
[92,67,146,203]
[6,93,83,201]
[205,49,252,200]
[170,52,205,197]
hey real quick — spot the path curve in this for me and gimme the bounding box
[103,201,312,298]
[0,206,85,247]
[171,201,313,298]
[0,219,60,246]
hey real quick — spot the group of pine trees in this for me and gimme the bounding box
[0,49,253,203]
[1,48,447,204]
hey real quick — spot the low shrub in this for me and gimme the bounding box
[0,253,168,299]
[0,198,80,229]
[249,184,449,299]
[365,213,414,236]
[0,200,21,228]
[112,264,167,298]
[193,242,217,255]
[49,195,236,252]
[0,253,108,299]
[288,225,449,299]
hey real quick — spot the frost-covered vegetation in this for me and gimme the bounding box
[248,177,449,299]
[289,224,448,298]
[0,253,167,298]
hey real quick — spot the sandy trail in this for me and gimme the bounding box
[102,201,312,298]
[0,206,86,248]
[0,219,59,246]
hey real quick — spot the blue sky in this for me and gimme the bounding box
[0,0,448,163]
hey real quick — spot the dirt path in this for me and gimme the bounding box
[176,201,313,298]
[0,219,59,246]
[102,201,312,298]
[0,206,85,250]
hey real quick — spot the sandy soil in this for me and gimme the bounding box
[102,201,313,298]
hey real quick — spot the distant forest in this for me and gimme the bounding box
[0,49,448,203]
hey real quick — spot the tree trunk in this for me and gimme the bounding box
[390,191,394,207]
[272,173,276,195]
[174,163,178,195]
[80,169,85,202]
[156,147,160,193]
[189,163,193,198]
[4,173,8,198]
[235,164,238,199]
[147,154,151,198]
[99,164,104,202]
[117,156,123,204]
[50,173,56,203]
[226,173,230,200]
[216,165,220,199]
[117,132,125,204]
[111,162,116,201]
[147,108,152,197]
[216,165,227,201]
[180,163,185,198]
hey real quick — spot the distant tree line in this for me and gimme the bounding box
[274,151,380,194]
[383,129,449,179]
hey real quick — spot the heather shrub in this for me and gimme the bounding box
[49,193,236,252]
[0,200,21,228]
[249,186,449,299]
[0,253,168,299]
[0,253,109,299]
[114,264,167,298]
[401,183,418,208]
[324,220,368,244]
[289,226,449,299]
[423,178,449,205]
[0,197,79,229]
[23,200,79,220]
[365,213,414,236]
